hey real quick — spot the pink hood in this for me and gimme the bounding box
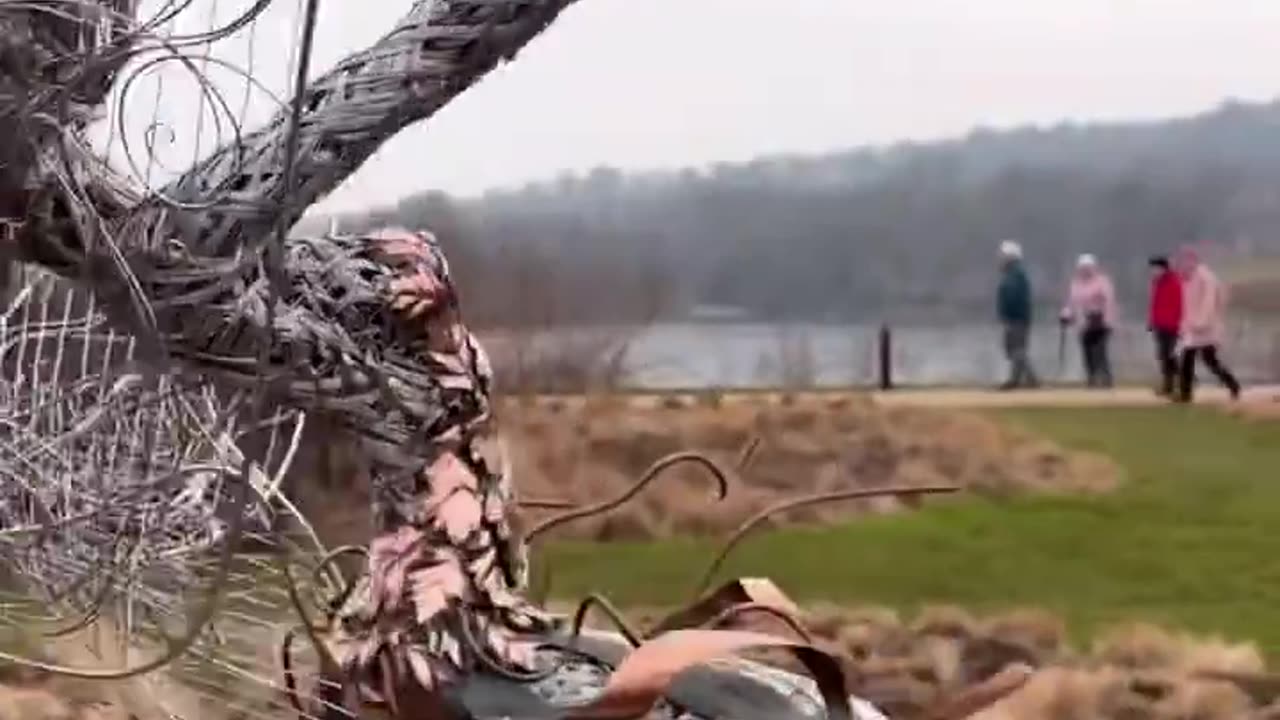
[1062,271,1118,328]
[1181,263,1228,348]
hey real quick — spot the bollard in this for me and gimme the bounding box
[878,324,893,391]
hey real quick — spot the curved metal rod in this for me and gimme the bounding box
[279,623,360,720]
[518,498,577,510]
[736,436,762,470]
[277,550,340,676]
[702,602,814,644]
[378,651,403,720]
[517,437,756,516]
[530,558,553,606]
[0,467,59,538]
[279,625,308,720]
[456,612,559,683]
[33,521,136,616]
[526,451,733,544]
[693,484,962,597]
[40,552,108,606]
[310,544,368,616]
[41,577,113,638]
[568,593,641,648]
[0,470,253,678]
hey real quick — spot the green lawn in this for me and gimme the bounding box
[539,407,1280,649]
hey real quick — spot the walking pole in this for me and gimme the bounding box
[1057,320,1067,380]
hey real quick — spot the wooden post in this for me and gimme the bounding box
[878,324,893,391]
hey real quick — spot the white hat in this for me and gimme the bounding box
[999,240,1022,259]
[1076,253,1098,269]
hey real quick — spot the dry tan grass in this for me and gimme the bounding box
[539,600,1280,720]
[285,392,1119,548]
[917,615,1268,720]
[1091,623,1266,676]
[500,393,1119,541]
[0,618,297,720]
[0,626,177,720]
[577,604,1278,720]
[2,605,1278,719]
[1226,396,1280,422]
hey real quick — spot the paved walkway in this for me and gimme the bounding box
[870,385,1280,409]
[505,385,1280,412]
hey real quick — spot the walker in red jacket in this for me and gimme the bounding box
[1148,256,1183,396]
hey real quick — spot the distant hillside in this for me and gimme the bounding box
[1224,257,1280,315]
[304,98,1280,327]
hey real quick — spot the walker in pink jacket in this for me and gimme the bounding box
[1178,251,1229,349]
[1060,261,1118,329]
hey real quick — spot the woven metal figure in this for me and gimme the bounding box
[0,1,1036,718]
[4,0,592,707]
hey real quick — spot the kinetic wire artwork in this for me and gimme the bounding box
[0,1,1030,718]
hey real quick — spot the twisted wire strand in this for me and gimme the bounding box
[5,0,285,362]
[525,450,734,543]
[693,485,963,598]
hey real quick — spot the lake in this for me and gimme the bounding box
[480,319,1280,390]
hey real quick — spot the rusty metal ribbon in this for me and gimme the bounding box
[565,628,852,720]
[647,577,802,639]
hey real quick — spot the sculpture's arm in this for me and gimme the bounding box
[1,1,141,218]
[156,0,584,258]
[13,0,583,269]
[12,0,585,348]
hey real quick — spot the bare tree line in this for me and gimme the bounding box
[311,98,1280,331]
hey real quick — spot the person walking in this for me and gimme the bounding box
[996,240,1039,390]
[1175,246,1241,402]
[1060,254,1117,388]
[1147,255,1183,397]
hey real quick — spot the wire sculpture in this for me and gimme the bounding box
[0,1,1034,718]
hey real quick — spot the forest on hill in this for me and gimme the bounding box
[302,99,1280,328]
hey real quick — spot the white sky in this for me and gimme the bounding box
[96,0,1280,213]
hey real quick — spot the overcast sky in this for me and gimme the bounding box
[99,0,1280,213]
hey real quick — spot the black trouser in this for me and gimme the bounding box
[1177,345,1241,402]
[1002,322,1038,388]
[1152,329,1178,395]
[1079,325,1113,388]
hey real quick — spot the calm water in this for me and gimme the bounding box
[482,320,1280,390]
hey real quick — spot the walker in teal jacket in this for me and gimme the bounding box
[997,261,1032,325]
